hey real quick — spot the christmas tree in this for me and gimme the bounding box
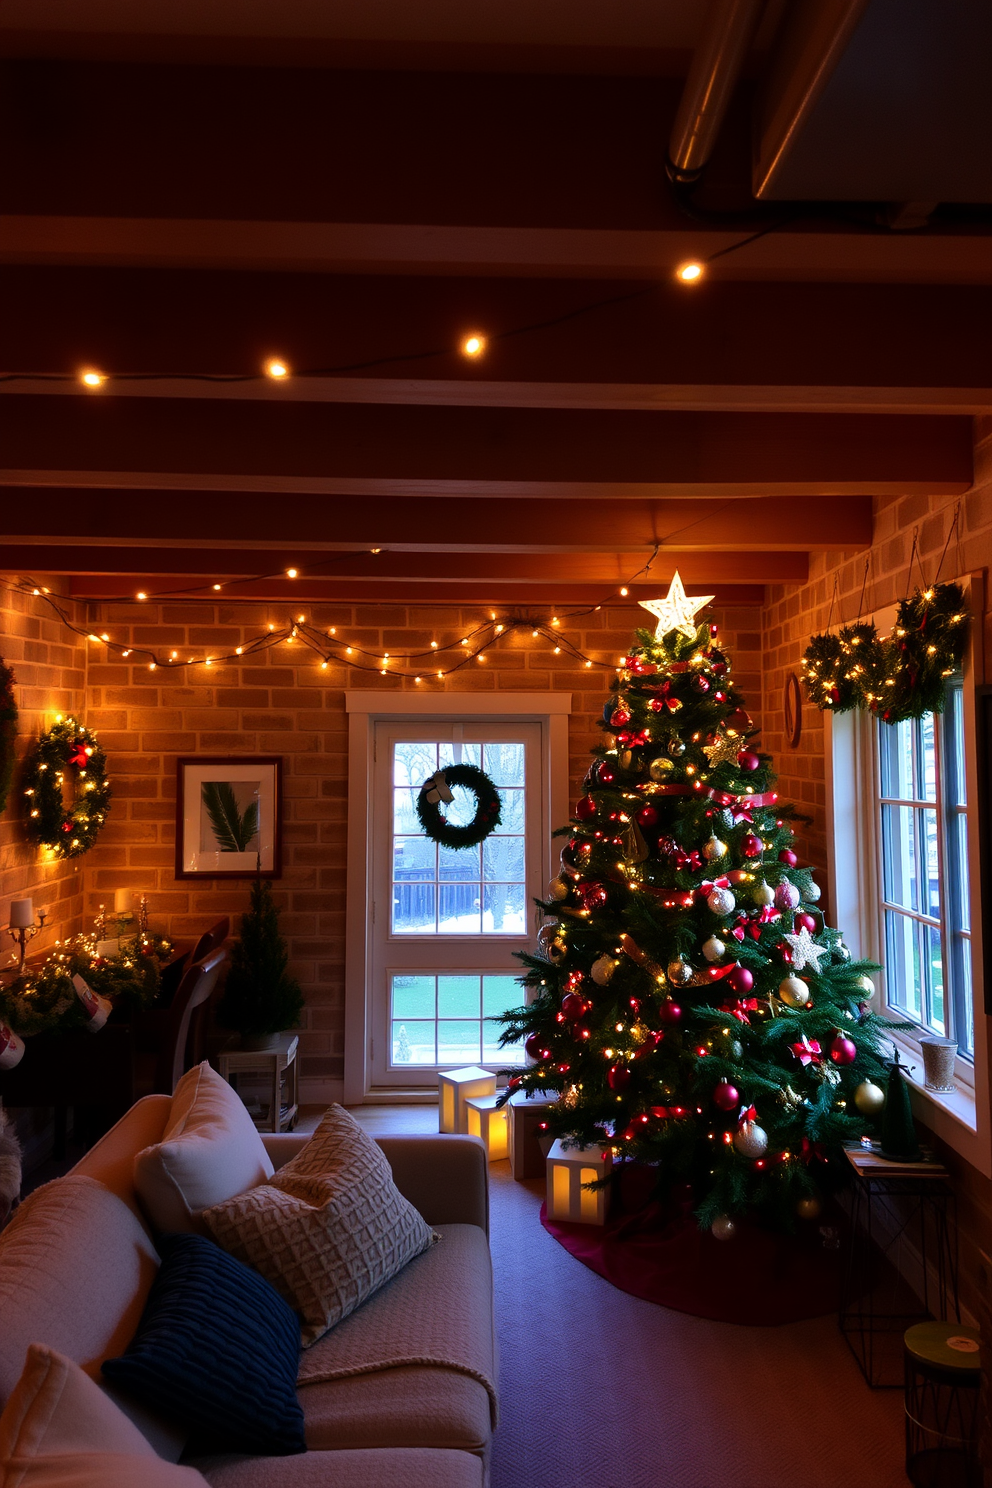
[499,574,892,1234]
[218,877,305,1042]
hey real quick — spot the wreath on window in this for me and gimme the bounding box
[21,715,111,857]
[0,657,17,817]
[416,763,503,850]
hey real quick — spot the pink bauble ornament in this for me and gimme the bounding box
[738,751,760,772]
[741,833,763,858]
[829,1034,857,1066]
[794,912,817,935]
[712,1080,740,1112]
[725,964,754,996]
[658,1000,682,1024]
[779,849,798,867]
[525,1033,551,1061]
[775,882,800,912]
[608,1063,631,1092]
[575,795,597,820]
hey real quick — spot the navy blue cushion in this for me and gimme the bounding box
[103,1231,305,1456]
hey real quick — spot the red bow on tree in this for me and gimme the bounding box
[756,905,781,925]
[699,876,731,894]
[790,1035,822,1067]
[68,742,89,769]
[721,997,760,1024]
[801,1137,827,1164]
[617,730,651,747]
[727,803,755,824]
[648,682,682,714]
[673,849,702,872]
[737,1104,758,1129]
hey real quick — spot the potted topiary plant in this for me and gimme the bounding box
[217,877,304,1050]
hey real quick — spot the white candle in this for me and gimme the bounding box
[8,899,33,928]
[114,889,132,914]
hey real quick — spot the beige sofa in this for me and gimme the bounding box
[0,1095,497,1488]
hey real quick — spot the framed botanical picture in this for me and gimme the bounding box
[175,757,282,880]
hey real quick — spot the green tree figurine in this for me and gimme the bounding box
[218,877,304,1045]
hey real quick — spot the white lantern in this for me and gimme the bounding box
[438,1065,496,1133]
[546,1139,612,1225]
[464,1094,509,1160]
[507,1091,556,1180]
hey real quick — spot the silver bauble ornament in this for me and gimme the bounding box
[854,974,876,1000]
[796,1195,822,1220]
[806,880,822,902]
[536,924,557,958]
[668,737,686,758]
[754,881,776,907]
[853,1080,885,1115]
[547,876,569,902]
[591,954,618,986]
[702,935,725,963]
[729,1039,743,1060]
[711,1214,737,1241]
[667,958,692,986]
[706,887,736,916]
[648,756,674,781]
[778,975,810,1008]
[703,835,727,862]
[733,1121,768,1159]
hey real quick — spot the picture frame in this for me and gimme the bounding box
[175,757,282,880]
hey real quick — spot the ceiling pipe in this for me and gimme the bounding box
[666,0,767,185]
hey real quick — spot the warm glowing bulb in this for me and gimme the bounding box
[619,587,628,597]
[212,583,221,591]
[286,568,298,578]
[676,260,704,283]
[297,614,305,623]
[585,660,593,668]
[431,641,439,649]
[81,370,105,387]
[265,358,289,379]
[461,333,486,358]
[415,675,422,683]
[136,591,147,601]
[235,646,243,655]
[320,660,328,669]
[478,653,486,662]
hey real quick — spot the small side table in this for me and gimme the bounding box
[904,1322,984,1488]
[218,1034,299,1133]
[839,1146,958,1388]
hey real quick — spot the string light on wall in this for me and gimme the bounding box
[461,334,487,357]
[675,262,704,283]
[264,358,290,379]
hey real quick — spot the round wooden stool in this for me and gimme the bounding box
[904,1321,984,1488]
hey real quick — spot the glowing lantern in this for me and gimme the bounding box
[438,1065,496,1133]
[546,1139,612,1225]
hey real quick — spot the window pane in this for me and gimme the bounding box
[484,881,526,934]
[484,1022,525,1067]
[393,788,422,835]
[921,809,941,920]
[926,922,946,1034]
[483,974,523,1017]
[394,836,434,881]
[483,742,525,787]
[438,1020,482,1063]
[493,788,525,833]
[439,884,481,933]
[881,804,919,911]
[394,742,437,788]
[438,975,481,1017]
[879,718,915,800]
[885,909,922,1021]
[960,944,974,1056]
[438,742,482,771]
[391,1020,436,1065]
[392,974,435,1019]
[439,843,480,882]
[393,883,436,934]
[950,685,967,806]
[483,835,525,883]
[437,780,484,830]
[956,816,970,933]
[920,713,937,801]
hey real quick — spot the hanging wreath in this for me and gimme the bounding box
[416,763,503,850]
[21,715,111,857]
[874,582,970,724]
[0,658,17,817]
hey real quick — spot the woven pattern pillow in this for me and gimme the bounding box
[201,1105,436,1346]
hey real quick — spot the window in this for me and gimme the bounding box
[876,680,973,1060]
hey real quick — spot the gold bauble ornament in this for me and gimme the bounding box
[648,756,674,781]
[667,958,692,985]
[711,1214,737,1241]
[547,876,569,902]
[548,937,568,963]
[854,974,876,1000]
[702,935,725,963]
[778,975,810,1008]
[853,1080,885,1115]
[796,1195,822,1220]
[591,954,618,986]
[703,835,728,862]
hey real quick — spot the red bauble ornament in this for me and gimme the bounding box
[712,1080,740,1112]
[576,881,609,911]
[725,964,754,996]
[597,762,615,785]
[561,992,587,1022]
[794,912,817,935]
[636,805,660,828]
[608,1063,631,1091]
[829,1034,857,1066]
[610,707,631,728]
[658,1000,682,1024]
[709,624,719,638]
[691,675,710,694]
[726,708,751,732]
[524,1033,551,1060]
[778,849,798,867]
[575,795,597,821]
[738,751,760,772]
[742,833,763,858]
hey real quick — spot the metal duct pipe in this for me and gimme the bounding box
[666,0,767,185]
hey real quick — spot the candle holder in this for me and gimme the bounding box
[4,908,48,975]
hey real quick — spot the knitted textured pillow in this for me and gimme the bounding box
[102,1232,305,1456]
[201,1104,436,1347]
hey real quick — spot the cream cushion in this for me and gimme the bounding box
[0,1344,208,1488]
[202,1105,435,1346]
[134,1062,274,1233]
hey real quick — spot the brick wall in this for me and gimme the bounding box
[0,586,88,968]
[760,415,992,1332]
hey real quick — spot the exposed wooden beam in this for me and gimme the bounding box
[0,399,972,497]
[0,493,872,552]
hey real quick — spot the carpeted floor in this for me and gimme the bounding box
[486,1158,909,1488]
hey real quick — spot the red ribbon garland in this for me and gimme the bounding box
[700,876,731,893]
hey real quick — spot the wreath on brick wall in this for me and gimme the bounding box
[416,763,503,850]
[21,715,111,857]
[0,658,17,817]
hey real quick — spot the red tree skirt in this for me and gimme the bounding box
[540,1165,842,1326]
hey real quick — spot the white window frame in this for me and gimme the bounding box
[825,572,990,1176]
[343,692,572,1103]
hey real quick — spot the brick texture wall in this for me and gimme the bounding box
[760,415,992,1333]
[0,587,88,969]
[0,594,763,1101]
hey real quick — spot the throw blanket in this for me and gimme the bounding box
[296,1223,499,1427]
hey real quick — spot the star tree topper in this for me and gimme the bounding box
[639,570,715,641]
[782,925,829,973]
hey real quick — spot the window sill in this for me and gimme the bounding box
[884,1027,977,1136]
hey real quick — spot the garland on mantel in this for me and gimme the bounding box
[802,582,969,725]
[0,931,172,1038]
